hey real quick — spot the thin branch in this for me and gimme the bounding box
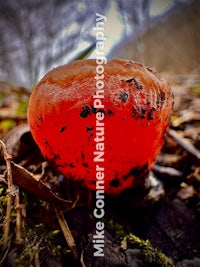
[168,129,200,160]
[15,191,25,244]
[0,140,13,246]
[54,206,79,262]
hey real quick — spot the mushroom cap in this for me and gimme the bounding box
[27,59,173,194]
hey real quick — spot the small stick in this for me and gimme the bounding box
[54,206,79,262]
[0,140,13,246]
[33,242,41,267]
[168,129,200,160]
[15,192,25,244]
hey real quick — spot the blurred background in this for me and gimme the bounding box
[0,0,199,89]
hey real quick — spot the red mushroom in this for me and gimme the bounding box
[27,59,173,195]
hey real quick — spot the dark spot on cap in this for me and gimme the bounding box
[60,125,66,133]
[123,162,148,180]
[146,66,154,73]
[161,92,166,101]
[91,106,104,114]
[37,115,43,121]
[109,178,120,187]
[135,62,144,67]
[126,61,133,66]
[156,91,166,108]
[119,91,129,102]
[53,153,61,160]
[44,138,55,158]
[107,109,114,115]
[86,126,93,132]
[81,152,85,159]
[132,106,146,120]
[88,133,94,141]
[132,106,140,120]
[44,138,49,145]
[148,107,156,120]
[126,78,134,83]
[56,163,68,169]
[126,77,143,90]
[156,96,161,108]
[80,105,91,118]
[156,92,166,108]
[69,163,75,168]
[140,107,146,119]
[82,162,89,168]
[91,106,97,114]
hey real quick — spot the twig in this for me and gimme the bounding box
[15,191,25,244]
[0,140,14,246]
[33,242,41,267]
[168,129,200,160]
[172,111,196,127]
[15,191,21,243]
[181,127,200,137]
[54,206,79,262]
[0,114,27,121]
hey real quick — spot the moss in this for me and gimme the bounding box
[0,185,67,266]
[0,119,16,130]
[106,219,126,237]
[122,233,174,267]
[106,219,174,267]
[14,223,63,266]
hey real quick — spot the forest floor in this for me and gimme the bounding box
[0,74,200,267]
